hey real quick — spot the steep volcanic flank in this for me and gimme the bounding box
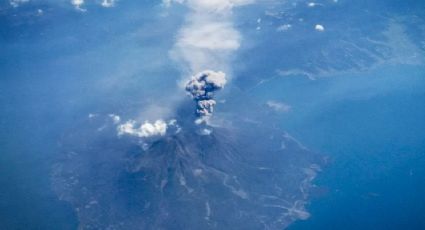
[52,112,324,229]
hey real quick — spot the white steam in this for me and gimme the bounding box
[168,0,253,73]
[117,119,179,138]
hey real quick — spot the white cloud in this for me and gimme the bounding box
[71,0,86,11]
[172,16,241,73]
[117,119,180,138]
[9,0,29,7]
[168,0,254,73]
[101,0,116,7]
[117,120,168,138]
[315,24,325,32]
[177,22,240,51]
[88,113,98,119]
[108,114,121,124]
[266,100,291,112]
[307,2,323,7]
[277,24,292,32]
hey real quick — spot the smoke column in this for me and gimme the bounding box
[165,0,253,128]
[185,70,226,124]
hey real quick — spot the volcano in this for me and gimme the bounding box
[52,106,324,230]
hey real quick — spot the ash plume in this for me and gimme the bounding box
[185,70,227,124]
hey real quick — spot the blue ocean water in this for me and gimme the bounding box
[259,65,425,229]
